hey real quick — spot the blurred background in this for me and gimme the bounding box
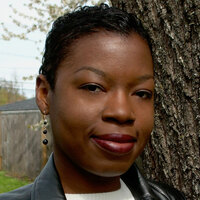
[0,0,110,104]
[0,0,43,101]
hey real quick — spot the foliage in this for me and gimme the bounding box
[0,79,26,106]
[1,0,111,81]
[1,0,111,43]
[0,171,31,193]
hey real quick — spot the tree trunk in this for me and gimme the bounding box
[111,0,200,199]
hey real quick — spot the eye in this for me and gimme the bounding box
[80,83,104,93]
[135,90,152,99]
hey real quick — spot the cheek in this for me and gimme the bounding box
[60,104,100,133]
[50,93,102,141]
[136,105,154,141]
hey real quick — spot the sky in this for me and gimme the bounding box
[0,0,45,98]
[0,0,109,99]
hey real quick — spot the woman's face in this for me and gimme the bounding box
[42,31,154,177]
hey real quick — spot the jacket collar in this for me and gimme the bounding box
[31,153,157,200]
[31,154,65,200]
[121,164,159,200]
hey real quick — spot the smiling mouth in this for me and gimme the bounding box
[91,134,136,155]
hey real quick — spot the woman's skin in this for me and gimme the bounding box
[36,31,154,194]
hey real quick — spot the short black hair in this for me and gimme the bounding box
[39,4,151,89]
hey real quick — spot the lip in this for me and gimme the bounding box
[91,133,136,155]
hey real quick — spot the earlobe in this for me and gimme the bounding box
[36,74,51,114]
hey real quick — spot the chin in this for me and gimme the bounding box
[87,164,133,178]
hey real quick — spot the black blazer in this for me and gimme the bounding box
[0,154,185,200]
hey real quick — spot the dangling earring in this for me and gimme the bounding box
[42,111,48,145]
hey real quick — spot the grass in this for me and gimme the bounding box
[0,171,32,193]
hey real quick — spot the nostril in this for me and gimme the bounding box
[126,119,134,125]
[103,117,134,126]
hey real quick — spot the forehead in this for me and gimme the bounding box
[56,31,153,82]
[67,31,152,64]
[71,30,149,51]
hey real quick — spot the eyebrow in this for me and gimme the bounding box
[74,66,106,78]
[136,75,154,83]
[74,66,154,83]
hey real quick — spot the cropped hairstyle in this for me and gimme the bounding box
[39,4,151,89]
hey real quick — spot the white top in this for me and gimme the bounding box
[65,179,135,200]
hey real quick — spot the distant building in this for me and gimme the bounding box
[0,98,52,179]
[0,98,39,112]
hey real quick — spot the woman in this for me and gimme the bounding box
[0,4,185,200]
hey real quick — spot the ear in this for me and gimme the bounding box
[36,74,51,114]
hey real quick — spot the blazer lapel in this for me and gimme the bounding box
[31,153,66,200]
[121,163,159,200]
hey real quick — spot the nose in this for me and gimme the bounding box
[102,90,135,125]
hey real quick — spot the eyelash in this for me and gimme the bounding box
[80,84,152,99]
[80,83,105,93]
[135,90,152,99]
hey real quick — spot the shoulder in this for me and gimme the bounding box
[147,180,186,200]
[0,183,33,200]
[121,163,186,199]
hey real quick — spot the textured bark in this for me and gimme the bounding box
[111,1,200,199]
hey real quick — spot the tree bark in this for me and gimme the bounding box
[111,0,200,199]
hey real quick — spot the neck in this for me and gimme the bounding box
[53,148,120,194]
